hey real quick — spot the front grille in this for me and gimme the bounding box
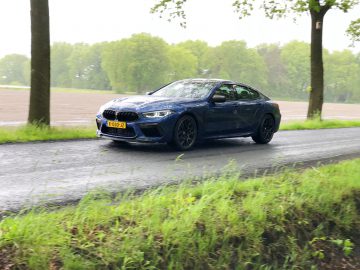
[116,112,139,122]
[102,110,139,122]
[103,110,116,120]
[101,126,136,138]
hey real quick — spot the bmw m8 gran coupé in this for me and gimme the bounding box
[96,79,281,150]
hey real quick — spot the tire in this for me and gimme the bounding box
[252,114,275,144]
[172,115,197,151]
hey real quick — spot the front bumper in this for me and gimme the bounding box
[96,113,178,143]
[274,113,281,132]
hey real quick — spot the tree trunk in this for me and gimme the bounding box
[307,11,324,119]
[307,5,330,120]
[28,0,51,125]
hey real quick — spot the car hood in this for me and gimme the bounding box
[106,95,200,111]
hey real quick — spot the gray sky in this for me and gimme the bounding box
[0,0,359,58]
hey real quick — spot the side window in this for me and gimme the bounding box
[249,88,260,100]
[214,84,236,101]
[235,85,260,100]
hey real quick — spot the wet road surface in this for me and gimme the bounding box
[1,128,360,211]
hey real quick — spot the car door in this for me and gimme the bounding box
[205,84,239,136]
[234,85,264,132]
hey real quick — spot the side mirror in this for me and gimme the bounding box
[212,94,226,103]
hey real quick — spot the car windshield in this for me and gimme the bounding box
[152,81,217,99]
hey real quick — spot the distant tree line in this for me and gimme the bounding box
[1,33,359,103]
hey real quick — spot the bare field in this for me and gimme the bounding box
[0,89,359,126]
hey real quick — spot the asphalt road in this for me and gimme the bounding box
[1,128,360,212]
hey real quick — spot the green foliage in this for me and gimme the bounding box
[51,42,74,87]
[3,35,359,101]
[151,0,359,24]
[51,42,111,90]
[102,33,170,93]
[167,45,198,80]
[151,0,188,27]
[231,0,359,18]
[1,159,360,269]
[280,41,310,99]
[0,54,30,85]
[177,40,210,76]
[68,43,111,90]
[0,125,96,144]
[347,18,360,43]
[205,40,268,89]
[257,43,290,98]
[329,239,354,256]
[324,49,360,102]
[280,119,360,130]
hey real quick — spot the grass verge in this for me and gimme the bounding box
[0,119,360,144]
[0,125,96,144]
[1,159,360,269]
[280,119,360,130]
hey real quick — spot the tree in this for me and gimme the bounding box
[85,43,111,90]
[67,43,111,90]
[51,42,73,88]
[28,0,50,125]
[102,33,170,93]
[204,41,268,90]
[0,54,30,85]
[257,44,290,98]
[280,41,310,99]
[177,40,210,76]
[167,45,198,81]
[152,0,360,119]
[324,49,360,102]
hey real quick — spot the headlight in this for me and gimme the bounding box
[142,110,174,118]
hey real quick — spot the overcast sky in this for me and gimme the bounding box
[0,0,359,58]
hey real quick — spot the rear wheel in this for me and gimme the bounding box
[172,115,197,150]
[252,114,275,144]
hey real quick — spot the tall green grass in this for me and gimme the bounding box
[281,118,360,130]
[0,125,96,144]
[1,159,359,269]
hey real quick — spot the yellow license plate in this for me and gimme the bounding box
[107,121,126,129]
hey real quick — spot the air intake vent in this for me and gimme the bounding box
[116,112,139,122]
[102,110,139,122]
[103,110,116,120]
[101,126,136,138]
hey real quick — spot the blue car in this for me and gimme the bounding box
[96,79,281,150]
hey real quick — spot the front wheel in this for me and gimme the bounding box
[172,115,197,151]
[252,114,275,144]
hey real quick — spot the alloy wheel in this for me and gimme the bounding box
[262,117,275,141]
[174,116,197,150]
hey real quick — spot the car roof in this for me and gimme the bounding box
[177,78,269,99]
[179,78,258,88]
[179,78,236,84]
